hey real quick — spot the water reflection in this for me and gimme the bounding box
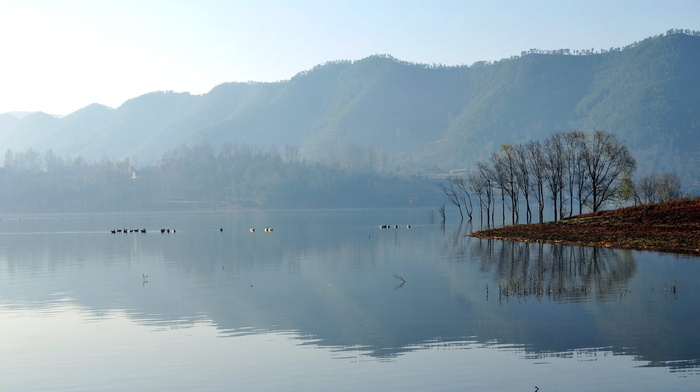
[7,300,694,392]
[457,226,699,372]
[470,239,637,302]
[0,211,699,378]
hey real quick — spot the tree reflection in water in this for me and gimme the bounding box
[469,236,637,303]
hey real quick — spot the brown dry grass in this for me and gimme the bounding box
[470,198,700,255]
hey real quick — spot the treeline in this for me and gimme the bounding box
[440,130,686,226]
[516,29,700,58]
[1,148,139,211]
[438,130,685,226]
[632,172,683,205]
[303,31,700,73]
[0,143,437,213]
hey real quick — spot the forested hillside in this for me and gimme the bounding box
[1,30,698,191]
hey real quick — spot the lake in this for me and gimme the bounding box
[0,208,698,391]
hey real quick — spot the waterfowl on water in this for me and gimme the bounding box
[264,227,273,232]
[250,227,255,233]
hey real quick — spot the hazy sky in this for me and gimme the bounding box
[1,0,698,115]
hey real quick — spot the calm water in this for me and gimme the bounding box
[0,209,698,391]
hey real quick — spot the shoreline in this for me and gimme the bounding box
[470,199,700,255]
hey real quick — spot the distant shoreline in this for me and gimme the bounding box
[470,199,700,255]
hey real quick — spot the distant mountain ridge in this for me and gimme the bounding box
[1,31,698,188]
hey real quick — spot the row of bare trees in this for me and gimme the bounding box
[631,172,682,205]
[440,130,639,226]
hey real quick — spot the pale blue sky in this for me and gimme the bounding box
[1,0,698,115]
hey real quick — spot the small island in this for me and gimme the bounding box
[470,198,700,255]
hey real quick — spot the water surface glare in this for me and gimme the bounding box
[0,209,698,391]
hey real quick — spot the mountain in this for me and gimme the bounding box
[1,31,698,189]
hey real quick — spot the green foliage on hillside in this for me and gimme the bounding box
[1,31,698,193]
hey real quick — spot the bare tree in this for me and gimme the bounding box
[564,130,587,216]
[525,140,547,223]
[454,176,474,221]
[493,144,520,224]
[543,133,566,221]
[489,153,508,226]
[476,161,496,227]
[656,173,682,201]
[581,130,636,212]
[439,175,475,222]
[438,176,464,222]
[467,170,487,225]
[635,172,682,204]
[514,143,532,223]
[635,172,658,204]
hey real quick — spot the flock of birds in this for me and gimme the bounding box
[379,224,411,229]
[110,228,148,233]
[110,228,177,233]
[111,227,274,234]
[247,226,274,233]
[113,223,410,234]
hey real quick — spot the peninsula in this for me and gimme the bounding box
[470,198,700,255]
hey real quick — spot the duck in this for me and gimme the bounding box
[264,227,273,232]
[250,226,255,233]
